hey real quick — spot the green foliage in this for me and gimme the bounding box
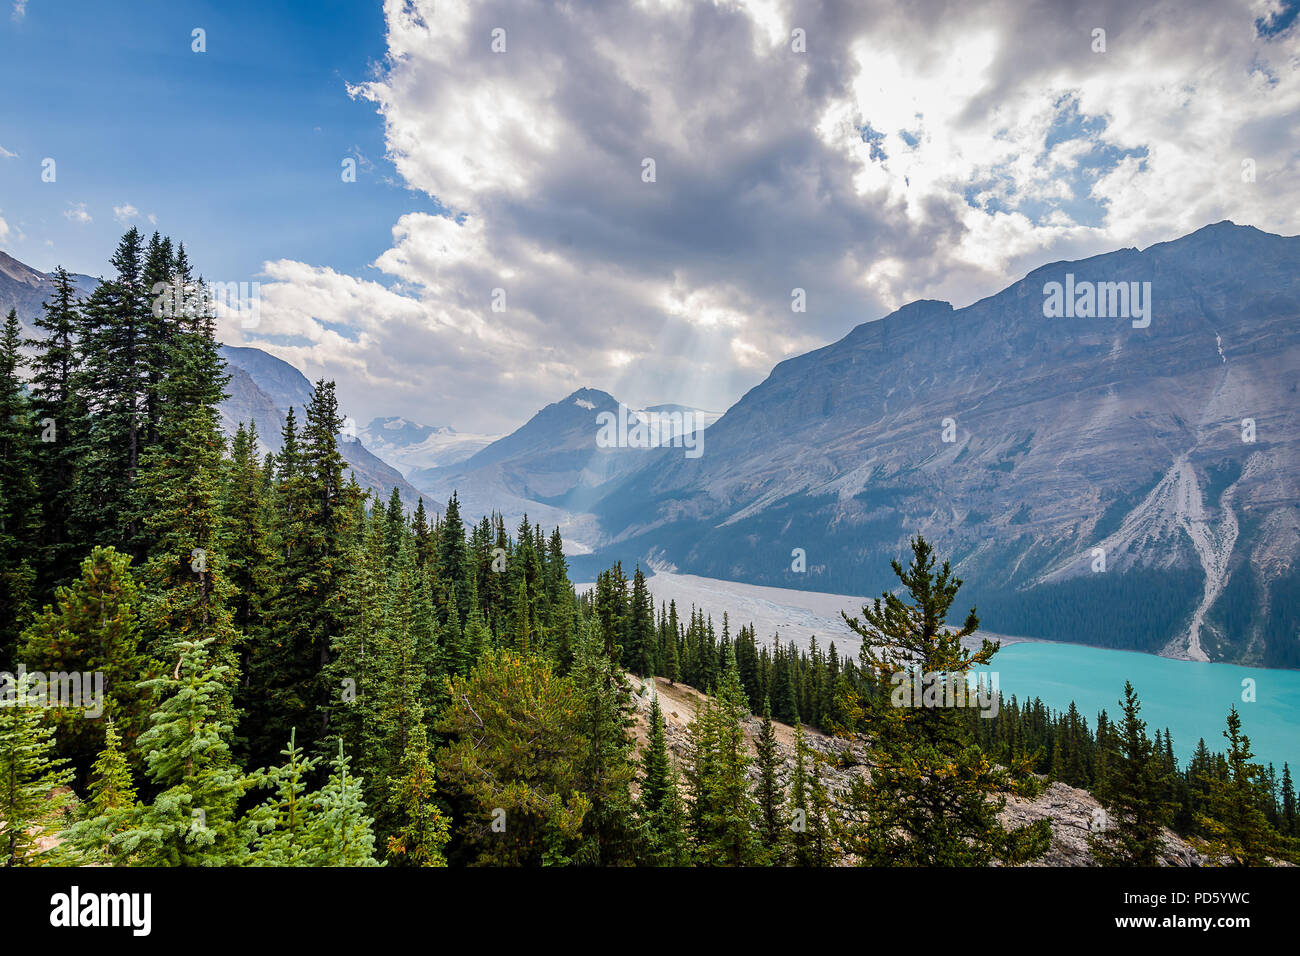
[436,649,589,866]
[842,535,1049,865]
[1088,682,1176,865]
[0,673,75,866]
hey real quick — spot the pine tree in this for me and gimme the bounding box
[436,649,589,866]
[1088,681,1175,865]
[19,546,149,776]
[754,697,787,863]
[26,266,83,589]
[111,638,247,865]
[842,536,1049,865]
[1195,707,1285,865]
[638,693,689,865]
[570,619,640,865]
[64,719,138,864]
[0,309,40,663]
[0,672,75,865]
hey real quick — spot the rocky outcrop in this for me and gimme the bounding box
[628,676,1208,866]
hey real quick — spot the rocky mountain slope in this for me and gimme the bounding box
[628,676,1206,866]
[0,251,97,334]
[593,222,1300,668]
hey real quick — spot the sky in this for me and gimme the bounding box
[2,0,1299,434]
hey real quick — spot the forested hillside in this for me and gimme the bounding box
[0,232,1294,868]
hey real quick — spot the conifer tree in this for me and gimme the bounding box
[384,724,451,867]
[134,275,240,718]
[111,638,247,865]
[841,536,1049,865]
[0,309,39,663]
[638,693,689,866]
[571,620,640,865]
[64,719,138,864]
[19,546,149,774]
[0,673,75,865]
[309,739,381,866]
[686,647,760,866]
[1088,682,1176,866]
[25,266,83,589]
[754,697,787,863]
[1195,707,1285,866]
[436,649,589,866]
[70,229,150,552]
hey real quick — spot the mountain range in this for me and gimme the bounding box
[5,222,1296,666]
[584,222,1300,668]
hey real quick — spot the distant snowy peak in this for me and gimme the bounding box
[360,415,499,475]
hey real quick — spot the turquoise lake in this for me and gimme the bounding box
[974,642,1300,773]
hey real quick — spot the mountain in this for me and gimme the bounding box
[218,345,427,508]
[590,222,1300,668]
[0,251,98,332]
[358,416,499,474]
[408,387,692,548]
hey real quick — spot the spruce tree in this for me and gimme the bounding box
[1195,707,1285,865]
[638,693,689,865]
[842,536,1049,865]
[111,638,247,865]
[754,697,787,864]
[25,266,83,589]
[0,672,75,865]
[570,619,640,865]
[1088,681,1175,866]
[64,718,138,864]
[0,309,39,663]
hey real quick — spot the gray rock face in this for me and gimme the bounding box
[0,251,98,335]
[596,222,1300,667]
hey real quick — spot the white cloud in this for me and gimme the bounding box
[113,203,139,225]
[63,202,91,225]
[248,0,1300,433]
[11,1,26,23]
[0,211,9,242]
[0,144,16,159]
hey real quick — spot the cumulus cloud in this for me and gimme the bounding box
[113,203,139,225]
[233,0,1300,433]
[63,202,92,225]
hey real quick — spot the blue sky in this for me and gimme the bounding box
[0,0,431,281]
[2,0,1297,433]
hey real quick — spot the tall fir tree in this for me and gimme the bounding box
[0,309,40,663]
[25,266,83,590]
[1088,682,1176,865]
[842,536,1049,865]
